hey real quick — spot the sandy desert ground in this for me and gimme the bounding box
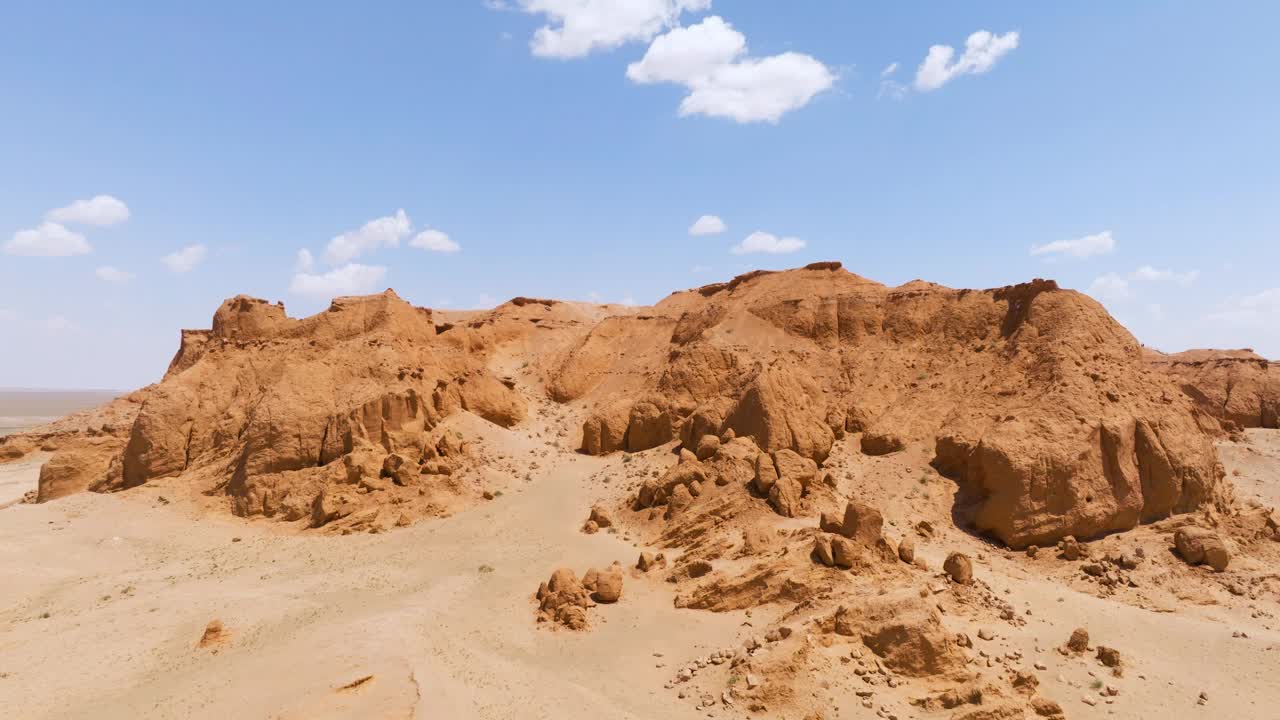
[1,414,1277,719]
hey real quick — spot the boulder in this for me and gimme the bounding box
[840,500,884,544]
[831,536,857,568]
[1066,628,1089,653]
[944,552,974,585]
[767,474,801,517]
[694,434,721,461]
[1174,527,1230,571]
[588,504,613,528]
[898,536,916,564]
[592,563,624,603]
[753,453,778,495]
[381,453,416,486]
[813,535,834,566]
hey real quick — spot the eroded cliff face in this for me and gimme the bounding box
[1148,349,1279,430]
[561,265,1224,547]
[4,264,1229,547]
[99,290,527,523]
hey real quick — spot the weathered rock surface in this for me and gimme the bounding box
[559,266,1223,547]
[36,436,126,502]
[831,591,966,677]
[1174,526,1230,571]
[1149,348,1278,429]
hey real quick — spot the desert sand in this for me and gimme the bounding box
[1,264,1277,720]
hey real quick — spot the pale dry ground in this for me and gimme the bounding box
[0,451,47,507]
[1,425,1278,719]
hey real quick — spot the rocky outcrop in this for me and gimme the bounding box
[45,290,527,526]
[36,436,126,502]
[831,591,966,677]
[1148,349,1278,429]
[558,266,1224,547]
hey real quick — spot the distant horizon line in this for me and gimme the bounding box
[0,387,126,394]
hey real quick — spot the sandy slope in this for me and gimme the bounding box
[0,427,746,720]
[2,423,1278,719]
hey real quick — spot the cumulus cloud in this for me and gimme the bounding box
[46,195,130,226]
[95,266,135,283]
[410,229,461,253]
[731,230,805,255]
[627,16,834,123]
[4,222,91,257]
[290,263,388,299]
[881,62,898,77]
[1087,265,1200,301]
[162,244,207,273]
[689,214,726,236]
[323,209,412,265]
[518,0,710,58]
[1030,230,1115,260]
[915,30,1019,92]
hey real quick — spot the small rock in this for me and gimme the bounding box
[943,552,973,584]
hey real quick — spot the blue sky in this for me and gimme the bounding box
[2,1,1278,389]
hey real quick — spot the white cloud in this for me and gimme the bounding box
[519,0,710,58]
[410,229,461,253]
[688,214,726,236]
[880,62,898,77]
[46,195,130,226]
[627,17,834,124]
[731,230,805,255]
[290,263,387,299]
[1030,230,1115,260]
[0,308,16,325]
[1088,265,1200,302]
[95,266,135,283]
[296,248,315,273]
[4,222,91,257]
[323,209,412,265]
[915,30,1019,92]
[162,244,207,273]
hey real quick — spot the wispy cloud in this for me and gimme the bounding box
[162,244,207,273]
[1030,230,1115,260]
